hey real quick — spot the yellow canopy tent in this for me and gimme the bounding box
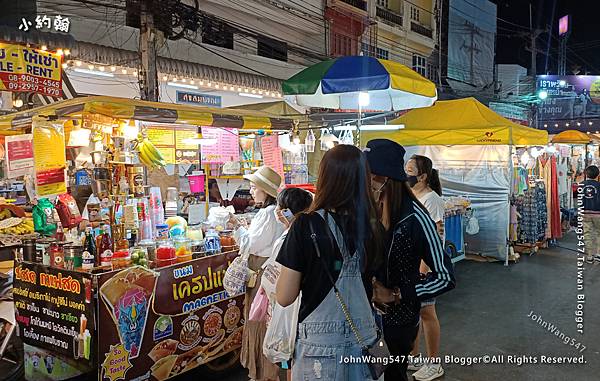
[551,130,592,144]
[361,97,548,146]
[0,95,297,135]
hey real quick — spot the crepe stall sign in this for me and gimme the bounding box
[99,266,159,360]
[148,339,178,362]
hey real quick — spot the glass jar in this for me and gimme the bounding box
[138,239,157,264]
[64,245,83,270]
[112,250,132,270]
[156,240,177,268]
[186,224,204,242]
[130,246,149,268]
[173,237,192,263]
[219,230,235,252]
[191,240,205,259]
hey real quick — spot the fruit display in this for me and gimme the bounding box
[137,134,167,168]
[0,207,35,235]
[131,247,149,268]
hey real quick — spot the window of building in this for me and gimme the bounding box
[360,43,389,60]
[412,54,427,76]
[202,19,233,49]
[333,33,355,56]
[377,0,389,7]
[257,36,288,61]
[410,6,420,22]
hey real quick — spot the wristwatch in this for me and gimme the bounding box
[392,287,401,305]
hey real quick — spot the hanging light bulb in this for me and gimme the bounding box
[56,49,64,56]
[98,66,105,72]
[181,78,187,83]
[64,49,70,56]
[61,62,68,69]
[41,45,48,51]
[121,69,127,74]
[110,66,117,72]
[88,64,94,70]
[162,75,168,81]
[75,60,82,67]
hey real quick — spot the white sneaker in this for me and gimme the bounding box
[413,363,444,381]
[407,355,424,371]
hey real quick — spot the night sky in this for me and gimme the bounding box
[493,0,600,75]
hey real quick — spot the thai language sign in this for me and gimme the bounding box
[261,134,285,183]
[176,91,222,107]
[33,118,67,196]
[97,253,244,381]
[13,262,95,361]
[0,43,63,97]
[146,125,200,164]
[200,127,240,164]
[5,134,34,178]
[537,75,600,123]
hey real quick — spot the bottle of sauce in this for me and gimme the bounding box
[98,224,113,267]
[82,227,96,270]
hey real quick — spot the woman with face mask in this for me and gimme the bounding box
[365,140,455,381]
[405,155,447,381]
[232,166,285,381]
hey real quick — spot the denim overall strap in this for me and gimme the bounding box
[293,210,378,381]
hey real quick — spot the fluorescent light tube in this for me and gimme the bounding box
[239,92,263,99]
[167,82,199,90]
[333,124,405,131]
[73,68,114,77]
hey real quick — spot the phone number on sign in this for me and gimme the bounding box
[6,81,61,96]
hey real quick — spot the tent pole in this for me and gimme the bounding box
[506,144,513,267]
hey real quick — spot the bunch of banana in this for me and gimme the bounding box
[0,208,13,220]
[0,218,34,235]
[137,135,166,168]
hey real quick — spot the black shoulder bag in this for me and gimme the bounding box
[308,214,390,380]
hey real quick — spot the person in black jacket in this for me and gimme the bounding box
[365,139,456,381]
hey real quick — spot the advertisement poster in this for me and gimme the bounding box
[536,75,600,123]
[200,127,240,164]
[13,263,95,362]
[147,125,199,164]
[33,118,67,196]
[261,134,285,183]
[0,43,63,97]
[5,133,34,178]
[97,253,244,381]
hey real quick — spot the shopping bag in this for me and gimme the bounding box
[223,247,250,296]
[260,256,281,301]
[263,296,300,363]
[249,287,269,321]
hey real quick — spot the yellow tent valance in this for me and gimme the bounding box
[361,97,548,146]
[0,96,297,135]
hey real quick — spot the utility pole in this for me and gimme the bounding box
[460,21,481,85]
[139,1,159,101]
[526,3,546,76]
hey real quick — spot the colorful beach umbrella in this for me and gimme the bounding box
[283,56,437,111]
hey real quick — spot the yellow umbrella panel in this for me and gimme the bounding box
[362,97,548,146]
[551,130,592,144]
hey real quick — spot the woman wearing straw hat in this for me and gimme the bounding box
[233,165,284,381]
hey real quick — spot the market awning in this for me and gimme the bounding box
[0,96,296,134]
[551,130,591,144]
[361,97,548,146]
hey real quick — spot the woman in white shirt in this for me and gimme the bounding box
[233,166,284,381]
[406,155,447,381]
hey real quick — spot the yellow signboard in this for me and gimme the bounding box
[33,118,67,196]
[0,43,62,97]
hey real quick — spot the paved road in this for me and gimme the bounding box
[4,234,599,380]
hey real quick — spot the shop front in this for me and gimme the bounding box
[0,95,300,381]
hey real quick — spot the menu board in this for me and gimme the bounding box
[0,43,62,97]
[261,135,285,183]
[5,133,34,178]
[200,127,240,164]
[97,252,244,381]
[146,126,199,164]
[33,118,67,196]
[13,263,95,362]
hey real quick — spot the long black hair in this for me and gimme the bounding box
[411,155,443,196]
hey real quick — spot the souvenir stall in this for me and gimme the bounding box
[361,98,549,264]
[0,96,297,381]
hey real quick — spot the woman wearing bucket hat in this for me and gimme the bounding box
[365,139,455,381]
[233,165,285,381]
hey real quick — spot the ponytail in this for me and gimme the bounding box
[411,154,443,196]
[430,168,443,196]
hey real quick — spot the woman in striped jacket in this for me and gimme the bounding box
[365,139,456,381]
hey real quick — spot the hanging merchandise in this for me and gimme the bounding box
[339,128,354,145]
[55,193,83,228]
[33,198,58,236]
[305,129,316,152]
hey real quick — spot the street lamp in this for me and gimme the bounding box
[538,90,548,100]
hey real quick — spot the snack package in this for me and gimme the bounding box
[56,193,83,228]
[33,198,58,236]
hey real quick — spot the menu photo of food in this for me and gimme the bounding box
[99,266,159,360]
